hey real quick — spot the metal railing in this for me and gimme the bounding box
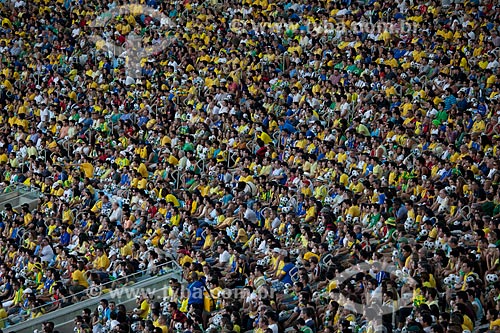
[4,260,183,333]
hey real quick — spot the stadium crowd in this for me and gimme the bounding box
[0,0,499,332]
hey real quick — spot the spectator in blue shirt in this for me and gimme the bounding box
[272,251,297,291]
[186,272,204,315]
[99,299,111,323]
[444,88,457,111]
[59,224,71,247]
[393,199,408,224]
[278,119,297,134]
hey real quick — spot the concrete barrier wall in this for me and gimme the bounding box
[0,184,41,212]
[55,277,180,333]
[1,193,40,212]
[5,268,183,333]
[0,191,22,203]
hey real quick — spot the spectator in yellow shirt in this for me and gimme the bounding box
[255,126,273,145]
[304,198,317,223]
[239,168,254,183]
[92,248,110,271]
[118,238,133,258]
[69,262,89,300]
[131,172,148,190]
[68,156,94,179]
[132,293,150,320]
[154,315,169,333]
[202,227,214,251]
[134,158,149,178]
[178,249,193,267]
[471,113,486,134]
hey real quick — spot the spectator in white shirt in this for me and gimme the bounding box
[214,244,231,269]
[39,238,55,263]
[109,202,123,224]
